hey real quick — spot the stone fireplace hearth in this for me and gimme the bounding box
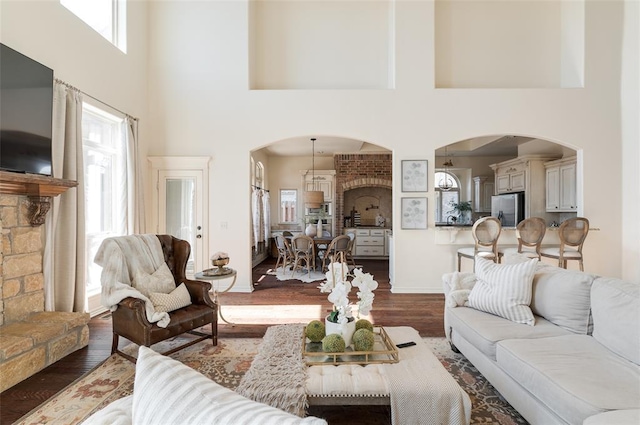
[0,172,89,392]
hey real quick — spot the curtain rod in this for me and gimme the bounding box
[54,78,138,122]
[252,185,269,192]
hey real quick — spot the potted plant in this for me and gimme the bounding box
[318,263,378,347]
[448,200,473,224]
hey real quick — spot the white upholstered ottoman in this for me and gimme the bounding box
[306,326,471,425]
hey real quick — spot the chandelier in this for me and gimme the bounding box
[304,138,324,208]
[438,146,454,191]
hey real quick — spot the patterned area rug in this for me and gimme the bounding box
[16,333,527,425]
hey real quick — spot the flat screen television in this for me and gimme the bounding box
[0,43,54,176]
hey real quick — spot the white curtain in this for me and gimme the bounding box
[43,82,86,313]
[262,190,271,242]
[125,117,145,234]
[251,189,264,251]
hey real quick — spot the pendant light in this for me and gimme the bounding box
[438,146,454,191]
[304,138,324,208]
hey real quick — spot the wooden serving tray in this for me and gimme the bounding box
[302,325,399,366]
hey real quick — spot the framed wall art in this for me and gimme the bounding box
[401,160,428,192]
[401,197,428,229]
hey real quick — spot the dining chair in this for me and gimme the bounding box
[540,217,589,271]
[457,217,502,271]
[498,217,547,262]
[320,235,351,272]
[290,235,316,276]
[274,234,294,272]
[345,232,356,266]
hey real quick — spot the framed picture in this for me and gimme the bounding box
[401,160,428,192]
[401,197,428,229]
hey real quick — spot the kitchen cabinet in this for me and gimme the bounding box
[343,228,388,258]
[545,157,577,212]
[490,155,560,219]
[473,176,494,212]
[302,170,335,202]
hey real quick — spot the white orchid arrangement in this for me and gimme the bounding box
[210,251,229,261]
[318,262,378,328]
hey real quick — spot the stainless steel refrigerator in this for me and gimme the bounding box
[491,192,525,227]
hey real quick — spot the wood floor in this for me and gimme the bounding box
[0,258,445,424]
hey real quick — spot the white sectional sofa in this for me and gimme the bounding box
[443,260,640,425]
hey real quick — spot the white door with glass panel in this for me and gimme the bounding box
[150,157,209,278]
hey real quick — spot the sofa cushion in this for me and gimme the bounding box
[132,346,327,425]
[149,282,192,312]
[468,257,538,326]
[583,409,640,425]
[591,277,640,365]
[446,306,571,361]
[530,266,596,334]
[497,335,640,425]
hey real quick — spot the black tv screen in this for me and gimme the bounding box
[0,43,54,176]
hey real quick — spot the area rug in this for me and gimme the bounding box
[16,335,527,425]
[268,267,327,283]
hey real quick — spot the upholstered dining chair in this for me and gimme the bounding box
[290,235,316,276]
[274,234,294,272]
[498,217,547,262]
[457,217,502,271]
[540,217,590,271]
[321,235,351,272]
[96,235,218,363]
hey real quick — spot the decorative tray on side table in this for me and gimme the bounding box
[302,325,399,366]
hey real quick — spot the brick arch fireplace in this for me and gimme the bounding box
[334,153,393,235]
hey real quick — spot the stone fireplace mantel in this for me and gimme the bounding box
[0,171,77,226]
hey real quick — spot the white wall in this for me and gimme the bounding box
[143,0,636,291]
[3,0,637,291]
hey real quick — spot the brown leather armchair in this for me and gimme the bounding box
[110,235,218,362]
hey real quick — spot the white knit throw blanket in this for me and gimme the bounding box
[94,234,171,328]
[382,326,472,425]
[236,324,309,417]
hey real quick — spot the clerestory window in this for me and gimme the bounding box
[61,0,127,52]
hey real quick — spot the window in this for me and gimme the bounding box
[83,103,126,297]
[61,0,126,52]
[280,189,297,223]
[434,171,460,223]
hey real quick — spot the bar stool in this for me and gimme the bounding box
[540,217,589,271]
[457,217,502,271]
[498,217,547,262]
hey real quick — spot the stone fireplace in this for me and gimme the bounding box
[0,172,89,392]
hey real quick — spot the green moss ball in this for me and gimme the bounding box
[355,319,374,332]
[305,320,326,342]
[352,328,375,351]
[322,333,346,353]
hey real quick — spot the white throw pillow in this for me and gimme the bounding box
[149,282,192,312]
[132,346,328,425]
[132,262,175,297]
[467,256,538,326]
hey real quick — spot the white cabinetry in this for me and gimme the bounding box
[302,170,335,202]
[473,176,494,212]
[344,228,388,258]
[490,155,560,219]
[545,157,577,212]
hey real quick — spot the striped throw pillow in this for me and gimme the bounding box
[149,282,191,312]
[467,256,538,326]
[132,346,328,425]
